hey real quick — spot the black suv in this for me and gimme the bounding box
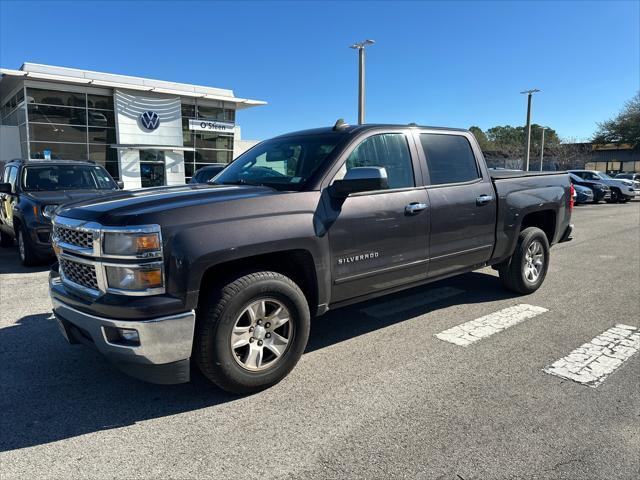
[0,160,121,265]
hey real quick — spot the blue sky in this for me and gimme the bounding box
[1,0,638,141]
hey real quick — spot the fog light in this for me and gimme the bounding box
[117,328,139,343]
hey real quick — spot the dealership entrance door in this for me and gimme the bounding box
[139,150,166,187]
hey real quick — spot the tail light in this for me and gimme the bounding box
[569,184,575,211]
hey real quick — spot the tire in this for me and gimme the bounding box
[607,188,620,203]
[195,271,311,394]
[498,227,550,294]
[0,229,13,248]
[17,225,40,266]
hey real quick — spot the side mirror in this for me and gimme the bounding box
[331,166,389,197]
[0,182,11,194]
[117,181,124,189]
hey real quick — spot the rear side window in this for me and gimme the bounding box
[420,134,480,185]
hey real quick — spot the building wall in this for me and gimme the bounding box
[0,125,21,161]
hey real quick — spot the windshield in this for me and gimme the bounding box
[212,134,343,190]
[23,165,118,191]
[596,171,612,179]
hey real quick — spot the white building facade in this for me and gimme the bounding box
[0,63,264,188]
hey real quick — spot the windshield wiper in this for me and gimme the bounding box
[219,179,266,187]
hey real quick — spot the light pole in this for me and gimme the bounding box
[539,126,547,171]
[520,88,540,171]
[350,39,375,124]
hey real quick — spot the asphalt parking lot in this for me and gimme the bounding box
[1,201,638,480]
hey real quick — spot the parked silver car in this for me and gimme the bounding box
[568,170,637,202]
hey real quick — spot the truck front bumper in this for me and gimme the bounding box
[51,289,196,385]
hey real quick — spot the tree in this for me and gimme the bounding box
[469,126,490,151]
[592,92,640,149]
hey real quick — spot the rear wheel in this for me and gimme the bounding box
[17,226,40,266]
[499,227,550,294]
[195,271,310,394]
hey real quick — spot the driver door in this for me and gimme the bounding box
[325,132,429,303]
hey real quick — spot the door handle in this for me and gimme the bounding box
[476,194,494,206]
[405,202,428,215]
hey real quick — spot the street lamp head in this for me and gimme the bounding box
[350,39,376,49]
[520,88,541,95]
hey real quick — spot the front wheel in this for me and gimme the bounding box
[17,226,40,266]
[195,271,310,394]
[606,188,620,203]
[498,227,550,294]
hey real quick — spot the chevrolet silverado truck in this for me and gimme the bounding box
[49,123,574,393]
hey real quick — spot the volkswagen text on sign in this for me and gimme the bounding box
[140,111,160,130]
[188,119,235,133]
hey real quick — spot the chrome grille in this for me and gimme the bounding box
[60,257,99,291]
[54,225,94,249]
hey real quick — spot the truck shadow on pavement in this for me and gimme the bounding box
[1,271,518,452]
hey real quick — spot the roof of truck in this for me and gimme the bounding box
[274,123,470,138]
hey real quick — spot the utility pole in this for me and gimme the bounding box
[350,39,375,124]
[539,126,547,171]
[520,89,540,171]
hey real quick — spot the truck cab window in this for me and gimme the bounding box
[420,134,480,185]
[334,133,414,189]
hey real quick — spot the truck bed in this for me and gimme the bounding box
[490,170,567,180]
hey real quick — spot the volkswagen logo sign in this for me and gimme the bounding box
[140,111,160,130]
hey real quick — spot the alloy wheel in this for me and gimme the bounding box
[523,240,544,283]
[230,298,293,372]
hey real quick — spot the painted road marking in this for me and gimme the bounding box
[543,324,640,388]
[435,304,548,346]
[361,287,464,317]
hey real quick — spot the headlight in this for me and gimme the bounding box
[42,204,58,219]
[105,264,164,292]
[103,231,161,257]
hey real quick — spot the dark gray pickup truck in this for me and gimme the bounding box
[49,123,573,393]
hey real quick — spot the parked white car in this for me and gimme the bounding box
[568,170,637,203]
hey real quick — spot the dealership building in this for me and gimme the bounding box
[0,63,265,187]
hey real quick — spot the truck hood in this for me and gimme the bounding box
[55,184,279,225]
[24,189,120,205]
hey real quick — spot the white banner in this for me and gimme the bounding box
[188,119,235,133]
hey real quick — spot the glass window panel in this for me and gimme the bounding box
[88,144,118,163]
[30,142,88,160]
[195,132,233,150]
[87,94,114,110]
[88,109,115,127]
[29,123,87,143]
[28,104,87,126]
[16,89,24,104]
[21,142,28,158]
[103,162,119,180]
[197,105,225,120]
[224,109,235,122]
[182,118,194,146]
[195,149,232,163]
[420,134,480,185]
[88,127,116,144]
[340,134,415,189]
[3,109,18,126]
[27,88,85,107]
[185,162,195,180]
[19,125,27,143]
[181,104,195,118]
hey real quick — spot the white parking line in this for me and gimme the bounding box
[361,287,464,317]
[543,324,640,388]
[435,304,548,346]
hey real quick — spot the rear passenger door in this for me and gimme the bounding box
[0,166,17,233]
[415,132,496,279]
